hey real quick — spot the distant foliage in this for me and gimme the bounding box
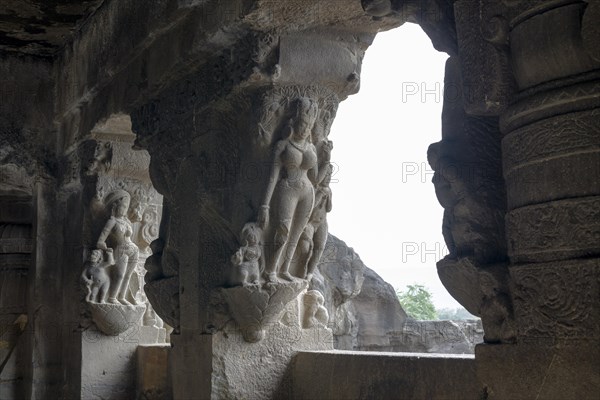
[436,307,478,320]
[396,284,437,320]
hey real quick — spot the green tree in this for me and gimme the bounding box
[396,284,438,320]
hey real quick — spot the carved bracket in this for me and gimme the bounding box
[221,280,308,342]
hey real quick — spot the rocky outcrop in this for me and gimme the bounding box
[350,267,408,351]
[391,319,483,354]
[315,234,482,354]
[310,234,365,350]
[311,234,408,351]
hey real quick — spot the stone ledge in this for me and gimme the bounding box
[281,350,481,400]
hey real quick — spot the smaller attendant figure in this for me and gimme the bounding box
[230,223,264,286]
[299,164,333,281]
[302,290,329,329]
[82,249,115,303]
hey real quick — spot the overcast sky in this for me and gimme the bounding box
[326,23,463,309]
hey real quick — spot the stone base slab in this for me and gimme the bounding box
[476,342,600,399]
[283,350,481,400]
[170,295,333,400]
[82,325,162,400]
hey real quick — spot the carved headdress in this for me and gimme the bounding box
[295,97,319,123]
[104,189,131,209]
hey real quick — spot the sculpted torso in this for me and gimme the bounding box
[278,140,318,185]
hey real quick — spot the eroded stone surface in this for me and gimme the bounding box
[211,300,333,400]
[220,281,308,343]
[88,303,146,336]
[1,0,599,398]
[284,351,481,400]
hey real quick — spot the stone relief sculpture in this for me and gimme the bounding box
[82,249,114,303]
[302,290,329,329]
[298,165,333,281]
[258,96,319,283]
[82,188,165,336]
[84,141,113,176]
[230,223,264,286]
[219,94,337,343]
[96,189,140,305]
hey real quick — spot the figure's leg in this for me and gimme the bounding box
[268,220,291,282]
[250,263,260,284]
[298,227,315,278]
[280,193,314,280]
[84,279,93,302]
[91,286,100,303]
[266,186,297,282]
[240,267,249,286]
[108,250,127,304]
[118,246,139,305]
[98,282,109,303]
[306,222,328,281]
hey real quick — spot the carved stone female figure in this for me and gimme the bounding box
[96,189,140,305]
[259,97,319,283]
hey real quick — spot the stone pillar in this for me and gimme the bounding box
[0,165,34,400]
[75,115,167,400]
[450,1,600,398]
[132,30,368,399]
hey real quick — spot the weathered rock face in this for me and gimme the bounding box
[0,1,106,56]
[312,234,410,351]
[315,234,481,354]
[310,234,365,349]
[392,319,483,354]
[350,266,408,351]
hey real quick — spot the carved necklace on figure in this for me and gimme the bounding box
[114,216,132,232]
[288,137,308,152]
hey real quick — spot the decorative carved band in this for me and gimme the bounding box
[502,109,600,173]
[504,150,600,210]
[510,258,599,339]
[508,0,583,29]
[506,196,600,263]
[500,79,600,133]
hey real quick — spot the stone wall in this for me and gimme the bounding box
[282,351,481,400]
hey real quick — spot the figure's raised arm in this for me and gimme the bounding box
[325,187,333,213]
[96,218,116,250]
[101,248,115,267]
[308,143,319,185]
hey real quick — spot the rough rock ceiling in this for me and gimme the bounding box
[0,0,105,57]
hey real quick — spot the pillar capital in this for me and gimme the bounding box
[130,30,367,399]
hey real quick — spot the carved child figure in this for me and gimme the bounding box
[82,249,115,303]
[298,164,333,281]
[231,223,263,286]
[302,290,329,329]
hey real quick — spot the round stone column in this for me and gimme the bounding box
[483,1,600,398]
